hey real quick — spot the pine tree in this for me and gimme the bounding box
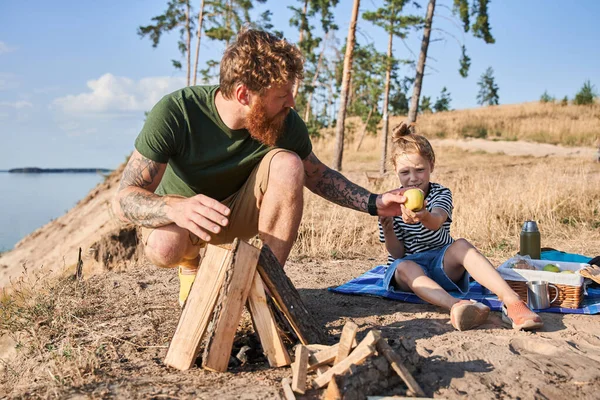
[476,67,499,106]
[540,90,554,103]
[420,95,432,113]
[573,80,597,105]
[138,0,195,86]
[407,0,495,122]
[332,0,360,171]
[363,0,422,174]
[433,87,452,112]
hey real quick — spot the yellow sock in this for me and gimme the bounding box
[178,266,197,307]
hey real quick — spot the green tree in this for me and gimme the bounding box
[199,0,269,82]
[433,86,452,112]
[407,0,495,123]
[561,96,569,106]
[420,95,432,113]
[343,43,386,151]
[333,0,360,171]
[540,90,555,103]
[289,0,339,120]
[573,80,597,105]
[138,0,195,86]
[363,0,422,174]
[476,66,499,106]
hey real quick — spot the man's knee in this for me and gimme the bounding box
[269,151,304,187]
[144,228,190,268]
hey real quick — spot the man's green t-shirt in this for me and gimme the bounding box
[134,85,313,201]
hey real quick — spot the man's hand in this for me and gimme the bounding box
[167,195,231,242]
[375,188,408,217]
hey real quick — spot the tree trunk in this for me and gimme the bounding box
[192,0,206,86]
[304,31,329,122]
[380,26,394,175]
[293,0,309,99]
[407,0,435,123]
[356,106,374,151]
[332,0,360,171]
[185,0,191,86]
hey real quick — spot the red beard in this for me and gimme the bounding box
[245,97,289,147]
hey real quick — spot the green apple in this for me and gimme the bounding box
[404,188,425,211]
[542,264,560,273]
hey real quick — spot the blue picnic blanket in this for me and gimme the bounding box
[330,264,600,315]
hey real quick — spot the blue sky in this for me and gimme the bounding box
[1,0,598,170]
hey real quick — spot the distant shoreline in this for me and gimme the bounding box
[3,168,113,174]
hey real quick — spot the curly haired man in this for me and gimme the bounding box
[113,29,406,306]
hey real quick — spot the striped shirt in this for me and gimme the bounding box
[379,182,454,265]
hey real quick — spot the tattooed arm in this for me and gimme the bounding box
[113,150,230,241]
[302,152,407,216]
[113,150,170,227]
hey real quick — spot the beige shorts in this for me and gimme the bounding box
[140,148,292,247]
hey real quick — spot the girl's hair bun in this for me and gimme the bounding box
[391,122,416,142]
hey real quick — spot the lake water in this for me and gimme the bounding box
[0,173,105,252]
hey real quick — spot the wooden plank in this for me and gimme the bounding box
[247,272,291,367]
[334,321,358,365]
[257,245,327,344]
[281,378,296,400]
[202,241,261,372]
[291,345,309,394]
[164,243,234,371]
[306,344,332,352]
[312,344,375,389]
[367,397,436,400]
[376,339,426,397]
[316,365,330,376]
[323,376,342,400]
[307,338,359,372]
[306,337,358,354]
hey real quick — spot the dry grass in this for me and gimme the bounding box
[291,130,600,265]
[411,102,600,146]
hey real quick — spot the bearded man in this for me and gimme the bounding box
[113,29,406,306]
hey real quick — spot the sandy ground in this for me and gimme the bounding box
[2,259,599,399]
[1,138,600,398]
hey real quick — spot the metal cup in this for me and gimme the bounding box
[526,280,559,309]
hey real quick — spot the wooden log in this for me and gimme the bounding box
[247,272,291,367]
[376,339,426,397]
[281,378,296,400]
[334,321,358,365]
[312,344,375,389]
[291,345,309,394]
[164,243,234,370]
[202,241,261,372]
[257,245,327,344]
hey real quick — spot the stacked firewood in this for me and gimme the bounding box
[281,322,426,399]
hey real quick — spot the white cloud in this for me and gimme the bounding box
[0,41,16,55]
[51,73,186,114]
[0,100,32,109]
[57,121,98,137]
[0,73,18,91]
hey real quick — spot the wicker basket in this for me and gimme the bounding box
[505,280,583,309]
[498,258,589,309]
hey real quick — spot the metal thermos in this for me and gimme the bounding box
[520,220,541,259]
